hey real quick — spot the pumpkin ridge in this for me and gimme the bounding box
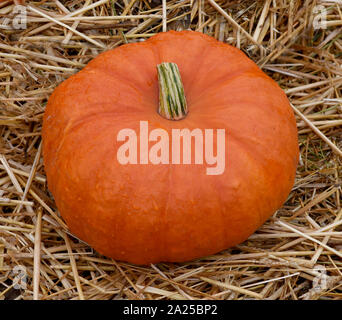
[212,117,297,178]
[190,66,269,106]
[176,41,220,98]
[42,115,73,191]
[162,159,173,262]
[230,132,296,225]
[84,54,155,100]
[43,106,146,171]
[42,59,157,165]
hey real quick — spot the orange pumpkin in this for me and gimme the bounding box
[42,31,299,265]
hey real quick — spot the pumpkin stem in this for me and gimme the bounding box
[157,62,188,120]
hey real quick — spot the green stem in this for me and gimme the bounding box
[157,62,188,121]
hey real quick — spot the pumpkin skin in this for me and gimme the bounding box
[42,30,299,265]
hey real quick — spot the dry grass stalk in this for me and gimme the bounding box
[0,0,342,300]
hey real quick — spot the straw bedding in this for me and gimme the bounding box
[0,0,341,300]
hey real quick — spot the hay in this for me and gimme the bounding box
[0,0,342,300]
